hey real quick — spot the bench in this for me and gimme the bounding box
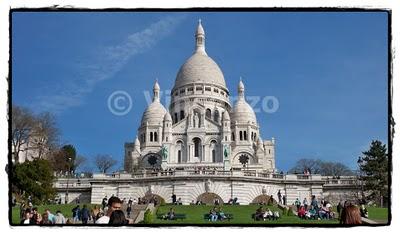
[157,213,186,220]
[203,213,233,221]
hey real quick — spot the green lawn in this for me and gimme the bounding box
[11,203,96,225]
[151,204,338,225]
[367,207,389,223]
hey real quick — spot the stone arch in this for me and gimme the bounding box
[251,194,277,205]
[197,192,224,205]
[141,193,165,205]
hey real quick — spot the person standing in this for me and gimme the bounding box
[277,190,282,204]
[303,197,309,210]
[171,193,177,205]
[81,204,90,224]
[282,195,287,206]
[96,196,122,224]
[72,205,81,223]
[126,202,132,218]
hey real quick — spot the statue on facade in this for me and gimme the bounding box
[193,112,200,128]
[224,145,229,159]
[161,145,168,160]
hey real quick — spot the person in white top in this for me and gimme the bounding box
[96,196,122,224]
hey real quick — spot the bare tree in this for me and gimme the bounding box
[11,105,35,163]
[95,154,117,173]
[289,158,354,176]
[74,155,87,172]
[30,112,60,159]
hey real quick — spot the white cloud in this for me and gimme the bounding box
[33,14,187,113]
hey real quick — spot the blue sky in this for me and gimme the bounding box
[12,11,388,172]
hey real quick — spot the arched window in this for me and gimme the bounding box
[154,132,158,142]
[244,131,248,141]
[231,132,235,141]
[174,113,178,123]
[150,132,153,142]
[214,110,219,122]
[193,138,201,158]
[206,109,211,118]
[239,131,243,141]
[180,110,185,120]
[178,150,182,163]
[212,150,216,163]
[166,137,169,142]
[251,132,254,140]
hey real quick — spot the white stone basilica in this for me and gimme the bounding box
[124,21,276,173]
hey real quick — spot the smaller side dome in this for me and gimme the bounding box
[141,102,167,125]
[164,112,172,122]
[222,111,230,121]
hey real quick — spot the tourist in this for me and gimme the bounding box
[96,196,122,224]
[166,207,175,220]
[268,195,274,205]
[20,209,34,224]
[190,200,195,205]
[40,212,51,224]
[282,195,287,205]
[360,204,369,218]
[218,207,227,220]
[209,207,218,222]
[126,202,132,218]
[102,196,108,210]
[297,205,306,219]
[171,193,177,204]
[45,209,56,224]
[91,205,100,223]
[340,205,362,225]
[337,200,344,216]
[318,205,329,219]
[32,212,42,224]
[72,205,81,223]
[272,211,280,220]
[133,198,137,205]
[263,208,273,220]
[109,210,128,225]
[177,197,183,205]
[54,210,66,224]
[214,198,220,206]
[294,198,301,211]
[303,197,309,210]
[255,206,264,221]
[81,204,90,224]
[306,205,317,220]
[233,197,238,205]
[277,190,282,204]
[311,195,318,209]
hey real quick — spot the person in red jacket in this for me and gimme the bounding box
[298,205,306,219]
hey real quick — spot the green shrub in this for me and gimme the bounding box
[143,209,153,224]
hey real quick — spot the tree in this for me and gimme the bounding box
[95,154,117,173]
[289,158,354,176]
[239,154,249,168]
[30,112,60,159]
[74,155,87,172]
[10,159,56,204]
[358,140,389,206]
[49,145,77,174]
[11,105,35,163]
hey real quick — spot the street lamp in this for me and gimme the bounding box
[65,157,72,204]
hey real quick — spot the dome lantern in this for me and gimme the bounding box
[195,19,206,55]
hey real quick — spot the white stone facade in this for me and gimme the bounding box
[124,21,276,173]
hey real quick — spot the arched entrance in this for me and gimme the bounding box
[197,192,224,205]
[140,193,165,205]
[251,194,276,205]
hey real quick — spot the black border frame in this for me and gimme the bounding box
[7,7,393,228]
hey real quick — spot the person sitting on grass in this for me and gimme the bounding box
[306,205,317,220]
[209,207,218,222]
[318,205,329,219]
[297,205,306,219]
[272,211,280,220]
[21,209,34,224]
[263,208,273,220]
[360,204,368,218]
[54,210,66,224]
[165,208,175,220]
[217,207,227,220]
[255,206,264,221]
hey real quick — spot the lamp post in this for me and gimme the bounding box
[65,157,72,204]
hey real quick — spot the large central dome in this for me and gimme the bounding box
[173,20,227,91]
[174,53,226,89]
